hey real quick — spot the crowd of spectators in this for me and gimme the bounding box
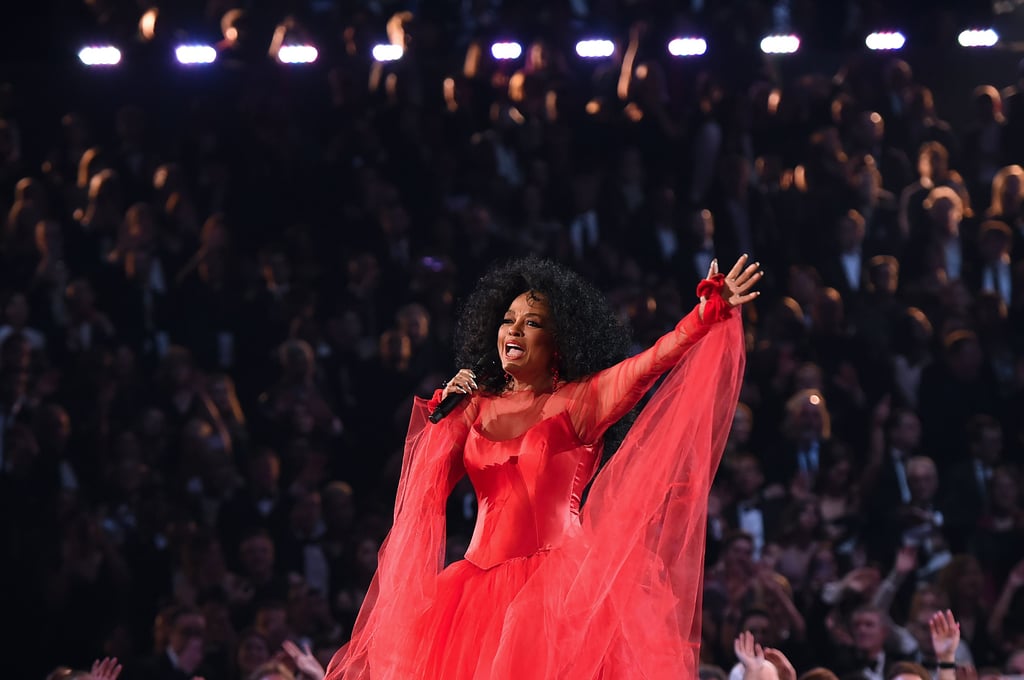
[2,1,1024,679]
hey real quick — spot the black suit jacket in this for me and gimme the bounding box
[943,458,990,552]
[864,451,915,561]
[820,252,867,303]
[764,438,837,489]
[724,494,787,547]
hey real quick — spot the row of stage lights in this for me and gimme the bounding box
[78,28,1003,68]
[79,43,321,66]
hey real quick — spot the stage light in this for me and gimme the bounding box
[268,18,319,65]
[490,42,523,60]
[78,46,122,66]
[668,37,707,57]
[575,39,615,58]
[372,44,404,62]
[175,44,217,65]
[865,31,906,51]
[958,29,999,48]
[277,44,318,64]
[759,34,800,54]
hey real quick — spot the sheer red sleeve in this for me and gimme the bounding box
[325,390,471,678]
[566,302,716,445]
[564,308,745,674]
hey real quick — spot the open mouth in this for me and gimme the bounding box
[504,342,524,359]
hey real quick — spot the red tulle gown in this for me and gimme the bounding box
[326,291,745,680]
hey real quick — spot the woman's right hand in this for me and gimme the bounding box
[442,369,478,400]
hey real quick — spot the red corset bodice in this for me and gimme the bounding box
[463,411,600,569]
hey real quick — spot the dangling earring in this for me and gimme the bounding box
[504,371,513,383]
[551,354,561,391]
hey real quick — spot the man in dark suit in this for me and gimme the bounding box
[764,389,835,490]
[830,605,912,680]
[945,414,1004,552]
[676,208,718,287]
[725,453,786,559]
[821,210,870,302]
[918,330,1000,471]
[128,605,209,680]
[629,185,689,278]
[968,220,1014,306]
[865,408,922,522]
[906,186,973,285]
[708,154,778,268]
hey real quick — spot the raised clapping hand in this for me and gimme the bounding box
[705,255,763,307]
[89,657,122,680]
[282,640,327,679]
[734,630,766,671]
[930,609,960,665]
[734,631,779,680]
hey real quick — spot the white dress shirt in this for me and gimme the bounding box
[569,211,599,259]
[981,255,1012,304]
[841,251,862,291]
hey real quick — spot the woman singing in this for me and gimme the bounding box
[327,254,761,679]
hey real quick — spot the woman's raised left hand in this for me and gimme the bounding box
[707,254,762,307]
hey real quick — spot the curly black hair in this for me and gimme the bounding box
[454,256,632,394]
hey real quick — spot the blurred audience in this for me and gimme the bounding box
[6,1,1024,678]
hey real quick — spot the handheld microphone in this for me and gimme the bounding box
[429,357,494,424]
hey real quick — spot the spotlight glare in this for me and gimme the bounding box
[668,37,707,57]
[958,28,999,48]
[78,45,122,66]
[865,31,906,51]
[490,41,523,60]
[278,44,319,64]
[759,34,800,54]
[372,44,404,62]
[575,39,615,58]
[175,44,217,65]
